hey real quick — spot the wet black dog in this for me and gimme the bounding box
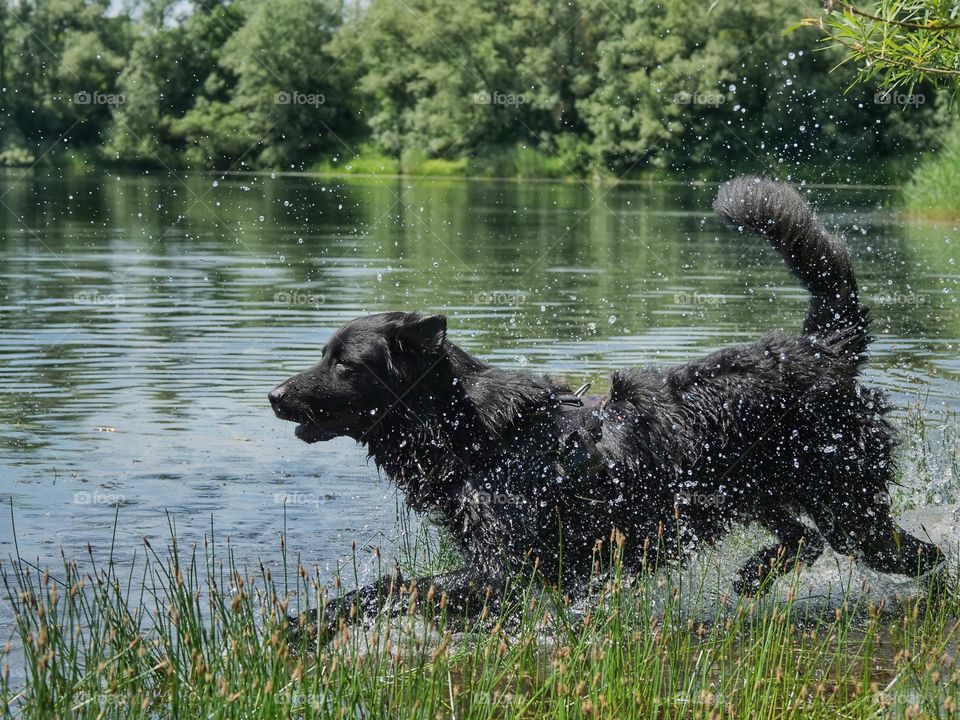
[269,177,942,637]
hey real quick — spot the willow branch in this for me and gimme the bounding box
[826,33,960,76]
[828,1,960,32]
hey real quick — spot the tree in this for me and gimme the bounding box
[801,0,960,97]
[108,0,244,167]
[2,0,131,158]
[808,2,960,215]
[172,0,355,169]
[348,0,944,174]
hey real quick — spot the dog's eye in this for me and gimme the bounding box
[333,357,356,372]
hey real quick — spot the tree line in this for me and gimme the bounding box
[0,0,947,176]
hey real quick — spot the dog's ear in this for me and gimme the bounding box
[393,313,447,352]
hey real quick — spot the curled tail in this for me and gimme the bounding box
[713,176,870,359]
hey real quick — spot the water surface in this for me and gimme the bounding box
[1,170,957,606]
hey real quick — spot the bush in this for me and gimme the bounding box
[314,145,401,175]
[904,130,960,218]
[400,148,470,176]
[468,145,564,178]
[0,145,36,167]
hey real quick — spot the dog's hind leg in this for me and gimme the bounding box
[820,499,943,577]
[734,506,824,596]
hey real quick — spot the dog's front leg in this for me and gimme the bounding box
[289,566,504,645]
[287,566,403,645]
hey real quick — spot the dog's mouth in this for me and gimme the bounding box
[271,404,346,443]
[269,389,361,444]
[294,422,339,444]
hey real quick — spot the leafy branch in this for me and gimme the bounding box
[797,1,960,97]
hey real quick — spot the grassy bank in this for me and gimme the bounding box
[903,132,960,219]
[312,144,584,180]
[3,518,959,719]
[0,142,586,180]
[311,146,917,186]
[2,407,958,719]
[10,140,919,188]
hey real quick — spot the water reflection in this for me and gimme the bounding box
[0,170,956,579]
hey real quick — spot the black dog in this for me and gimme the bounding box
[269,177,942,637]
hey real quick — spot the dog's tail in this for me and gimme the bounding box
[713,176,870,358]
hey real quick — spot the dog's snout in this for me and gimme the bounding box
[268,384,287,410]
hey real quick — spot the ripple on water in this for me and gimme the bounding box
[1,173,957,601]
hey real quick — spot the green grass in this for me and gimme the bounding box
[469,144,584,180]
[303,139,923,185]
[400,149,472,177]
[3,407,959,718]
[311,144,585,180]
[5,517,959,719]
[0,146,36,168]
[903,132,960,219]
[312,145,401,176]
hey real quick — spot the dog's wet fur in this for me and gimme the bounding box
[270,177,942,638]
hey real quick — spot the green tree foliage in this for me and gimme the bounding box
[810,2,960,216]
[577,1,906,170]
[347,0,944,174]
[0,0,131,162]
[108,0,244,167]
[108,0,355,169]
[186,0,356,169]
[803,0,960,97]
[0,0,949,173]
[342,0,600,169]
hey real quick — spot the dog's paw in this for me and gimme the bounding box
[733,564,769,597]
[732,576,759,597]
[286,608,336,650]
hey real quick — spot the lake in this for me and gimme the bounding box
[1,170,958,616]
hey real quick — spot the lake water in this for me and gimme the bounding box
[1,170,958,623]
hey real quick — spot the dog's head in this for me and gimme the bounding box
[268,312,447,443]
